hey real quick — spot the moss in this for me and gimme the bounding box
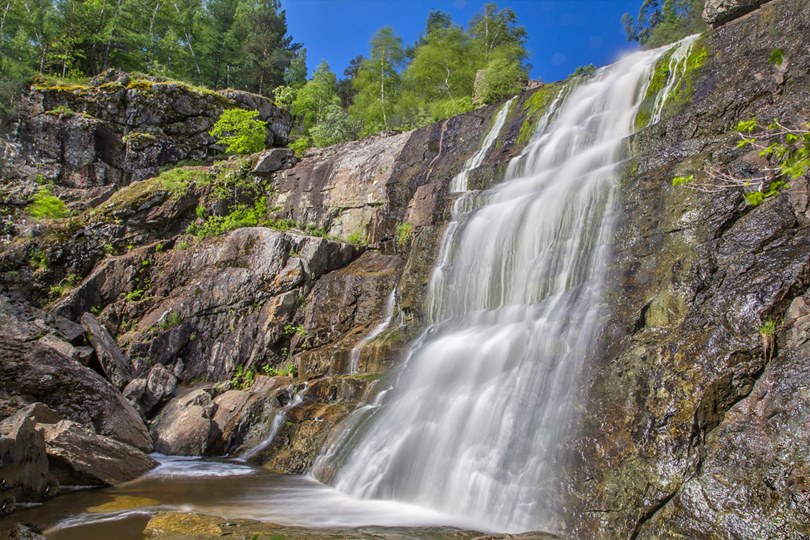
[126,79,154,92]
[122,131,158,144]
[517,83,562,144]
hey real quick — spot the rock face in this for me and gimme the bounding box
[703,0,773,27]
[565,1,810,537]
[41,420,157,486]
[150,389,217,455]
[0,71,291,200]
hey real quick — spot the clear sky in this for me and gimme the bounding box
[284,0,643,84]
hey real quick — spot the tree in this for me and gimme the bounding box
[468,3,528,65]
[623,0,705,48]
[292,61,340,131]
[404,21,474,102]
[209,108,266,154]
[337,54,363,108]
[350,27,404,135]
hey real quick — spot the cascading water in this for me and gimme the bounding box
[317,44,685,533]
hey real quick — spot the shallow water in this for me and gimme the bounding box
[1,455,496,539]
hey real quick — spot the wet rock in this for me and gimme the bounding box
[80,312,133,389]
[0,336,152,451]
[252,148,295,175]
[7,523,45,540]
[151,389,216,455]
[41,420,157,486]
[703,0,773,27]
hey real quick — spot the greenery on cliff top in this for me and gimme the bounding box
[623,0,706,48]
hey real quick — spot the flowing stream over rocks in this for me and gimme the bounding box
[315,45,680,533]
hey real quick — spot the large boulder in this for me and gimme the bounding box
[41,420,157,486]
[702,0,773,27]
[151,389,217,455]
[0,405,54,503]
[123,363,177,417]
[252,148,295,175]
[80,312,134,388]
[0,336,152,452]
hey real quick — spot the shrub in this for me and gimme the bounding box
[26,187,71,219]
[49,273,78,298]
[158,310,183,330]
[209,108,267,155]
[346,230,367,246]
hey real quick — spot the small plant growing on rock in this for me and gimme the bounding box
[210,108,266,155]
[48,273,78,298]
[283,323,307,337]
[230,365,256,389]
[346,230,367,246]
[672,118,809,206]
[158,310,183,330]
[26,187,72,219]
[759,319,778,362]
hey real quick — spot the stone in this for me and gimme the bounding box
[0,405,53,503]
[0,336,152,452]
[123,363,178,417]
[80,312,133,389]
[41,420,157,486]
[252,148,295,175]
[7,523,45,540]
[703,0,773,27]
[150,389,216,455]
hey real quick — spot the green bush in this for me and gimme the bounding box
[396,222,413,248]
[210,108,267,155]
[346,230,367,246]
[26,187,72,219]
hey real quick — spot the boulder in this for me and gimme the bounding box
[702,0,773,27]
[151,389,216,455]
[7,523,46,540]
[80,312,133,389]
[0,405,54,503]
[41,420,157,486]
[0,336,152,451]
[123,364,177,417]
[252,148,295,175]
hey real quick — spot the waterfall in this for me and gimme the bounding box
[315,43,686,534]
[349,289,398,374]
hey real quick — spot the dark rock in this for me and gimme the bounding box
[252,148,295,175]
[0,336,152,452]
[80,312,133,389]
[0,405,53,503]
[150,389,216,455]
[7,523,46,540]
[41,420,157,486]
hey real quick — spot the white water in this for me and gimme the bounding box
[319,47,670,534]
[650,35,700,125]
[240,393,303,461]
[448,98,515,192]
[349,288,398,374]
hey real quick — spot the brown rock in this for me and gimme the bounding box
[151,389,216,455]
[41,420,157,486]
[0,405,54,502]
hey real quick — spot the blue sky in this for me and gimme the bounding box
[284,0,643,84]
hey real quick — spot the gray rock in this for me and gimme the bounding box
[80,312,133,389]
[8,523,46,540]
[150,389,216,455]
[41,420,157,486]
[0,405,53,502]
[703,0,772,27]
[252,148,295,175]
[0,335,152,452]
[126,363,177,417]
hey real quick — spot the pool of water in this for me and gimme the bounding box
[1,455,497,539]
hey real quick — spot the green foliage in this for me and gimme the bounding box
[175,239,190,250]
[26,187,72,219]
[29,247,48,274]
[572,64,597,77]
[346,230,368,246]
[671,174,694,187]
[231,365,256,389]
[289,137,311,157]
[350,27,405,136]
[261,362,297,378]
[476,57,526,105]
[49,273,78,298]
[125,289,147,302]
[623,0,706,48]
[210,108,267,155]
[396,222,413,248]
[672,118,808,206]
[768,48,785,66]
[158,310,183,330]
[283,323,306,337]
[45,105,76,118]
[158,167,212,196]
